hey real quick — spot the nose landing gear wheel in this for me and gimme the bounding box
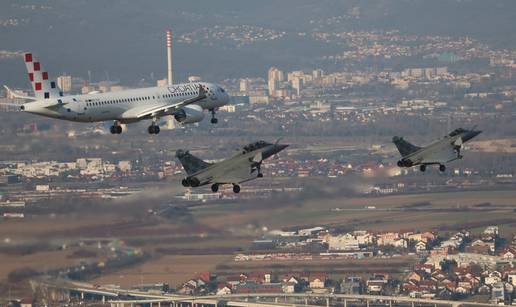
[420,165,426,172]
[210,108,218,124]
[257,173,263,178]
[439,164,446,172]
[211,184,219,193]
[232,184,241,193]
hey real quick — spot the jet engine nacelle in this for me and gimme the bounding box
[174,104,205,124]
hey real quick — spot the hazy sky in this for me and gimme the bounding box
[1,0,516,86]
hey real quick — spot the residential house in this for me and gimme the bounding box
[415,264,434,274]
[500,247,516,260]
[340,277,362,295]
[491,282,505,305]
[309,273,327,289]
[216,284,232,295]
[485,271,502,286]
[505,271,516,286]
[282,282,296,293]
[407,271,424,283]
[367,280,386,294]
[20,299,34,307]
[415,241,427,253]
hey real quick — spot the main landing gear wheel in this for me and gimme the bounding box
[210,108,218,124]
[439,164,446,172]
[397,160,403,167]
[148,125,160,134]
[211,184,219,193]
[420,165,426,172]
[232,184,241,193]
[110,125,122,134]
[181,178,189,187]
[257,173,264,178]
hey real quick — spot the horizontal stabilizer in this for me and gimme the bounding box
[3,85,37,101]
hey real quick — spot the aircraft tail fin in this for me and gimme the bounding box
[23,52,63,100]
[392,136,421,157]
[176,150,212,175]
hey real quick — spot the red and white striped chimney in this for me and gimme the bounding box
[166,30,173,86]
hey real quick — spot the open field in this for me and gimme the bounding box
[0,250,84,282]
[216,256,417,277]
[472,138,516,153]
[91,255,230,288]
[193,189,516,235]
[0,187,515,299]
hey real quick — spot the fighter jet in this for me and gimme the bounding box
[176,140,288,193]
[393,128,482,172]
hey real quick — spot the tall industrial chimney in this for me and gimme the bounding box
[166,30,173,86]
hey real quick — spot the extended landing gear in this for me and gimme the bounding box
[211,184,219,193]
[148,124,160,134]
[181,178,189,187]
[209,108,218,124]
[439,164,446,172]
[110,123,122,134]
[251,162,264,178]
[232,184,241,194]
[454,146,463,159]
[420,165,426,172]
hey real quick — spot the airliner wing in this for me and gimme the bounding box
[121,85,207,120]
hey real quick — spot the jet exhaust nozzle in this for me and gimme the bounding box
[397,159,413,167]
[187,177,200,187]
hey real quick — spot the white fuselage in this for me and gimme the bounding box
[21,82,229,123]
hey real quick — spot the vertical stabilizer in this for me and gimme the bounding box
[392,136,421,157]
[176,150,211,175]
[23,53,62,100]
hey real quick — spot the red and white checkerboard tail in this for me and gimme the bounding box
[23,52,62,100]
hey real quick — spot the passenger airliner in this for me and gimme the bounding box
[3,53,230,134]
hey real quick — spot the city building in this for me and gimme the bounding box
[57,75,72,93]
[268,67,284,97]
[239,78,250,93]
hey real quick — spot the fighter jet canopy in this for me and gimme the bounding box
[449,128,466,137]
[243,140,271,153]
